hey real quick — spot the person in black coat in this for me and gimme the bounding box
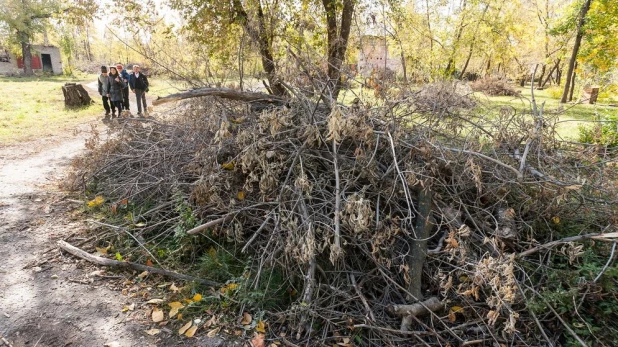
[107,66,126,118]
[97,65,111,119]
[129,65,149,116]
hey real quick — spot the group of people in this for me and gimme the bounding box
[97,63,150,119]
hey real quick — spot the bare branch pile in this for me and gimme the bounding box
[470,77,521,96]
[70,86,618,346]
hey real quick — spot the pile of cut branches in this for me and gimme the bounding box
[69,86,618,346]
[470,77,520,96]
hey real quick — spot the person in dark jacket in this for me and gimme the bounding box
[116,63,130,111]
[107,66,126,118]
[129,65,149,116]
[97,65,111,119]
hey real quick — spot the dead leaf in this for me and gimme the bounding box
[169,283,180,293]
[203,316,216,328]
[146,299,165,304]
[145,328,160,335]
[193,293,202,301]
[250,333,266,347]
[221,161,235,170]
[87,195,105,208]
[237,191,245,200]
[95,246,110,256]
[207,327,221,338]
[168,301,184,318]
[137,271,149,279]
[104,342,120,347]
[240,312,252,325]
[178,321,192,335]
[185,325,198,337]
[256,320,266,333]
[152,308,164,322]
[145,259,154,267]
[122,303,135,312]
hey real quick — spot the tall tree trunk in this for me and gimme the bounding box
[541,59,560,88]
[561,0,593,103]
[233,0,286,96]
[537,64,546,88]
[19,31,34,76]
[445,0,468,78]
[323,0,356,100]
[569,62,577,101]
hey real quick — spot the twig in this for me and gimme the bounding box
[349,273,376,321]
[1,336,14,347]
[152,87,287,106]
[332,138,342,258]
[388,297,443,317]
[594,241,617,282]
[57,240,219,286]
[241,214,272,253]
[518,231,618,258]
[186,214,234,235]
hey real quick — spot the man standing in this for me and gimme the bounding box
[129,65,149,116]
[116,63,130,111]
[97,65,111,120]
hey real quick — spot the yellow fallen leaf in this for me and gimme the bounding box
[95,246,110,256]
[193,293,202,302]
[122,303,135,312]
[144,328,160,335]
[146,299,164,304]
[256,320,266,333]
[169,301,184,318]
[207,327,220,338]
[237,191,245,200]
[184,298,194,304]
[220,283,239,294]
[207,247,217,259]
[152,308,164,322]
[221,161,235,170]
[552,216,560,224]
[178,321,192,335]
[87,195,105,208]
[240,312,252,325]
[177,313,183,320]
[185,325,198,337]
[450,306,464,313]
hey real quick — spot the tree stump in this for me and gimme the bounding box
[62,83,93,107]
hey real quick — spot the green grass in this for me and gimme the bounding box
[0,73,102,145]
[478,86,617,140]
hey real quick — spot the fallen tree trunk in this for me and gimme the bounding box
[57,240,219,286]
[152,87,287,106]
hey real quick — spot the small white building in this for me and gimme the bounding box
[0,45,63,75]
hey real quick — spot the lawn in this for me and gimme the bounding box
[0,73,102,145]
[478,86,617,140]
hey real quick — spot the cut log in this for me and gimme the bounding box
[62,83,93,107]
[152,87,287,106]
[57,240,219,286]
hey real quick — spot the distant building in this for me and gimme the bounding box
[357,35,402,78]
[0,45,63,75]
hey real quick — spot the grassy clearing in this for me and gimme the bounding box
[479,86,617,140]
[0,73,102,145]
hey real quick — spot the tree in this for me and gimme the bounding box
[560,0,593,103]
[0,0,95,76]
[168,0,357,98]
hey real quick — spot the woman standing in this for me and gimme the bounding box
[107,66,126,118]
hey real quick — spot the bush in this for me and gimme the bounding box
[579,114,618,147]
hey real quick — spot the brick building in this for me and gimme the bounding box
[0,45,63,75]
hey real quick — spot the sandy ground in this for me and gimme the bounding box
[0,83,232,347]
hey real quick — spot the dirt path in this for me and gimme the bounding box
[0,84,228,347]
